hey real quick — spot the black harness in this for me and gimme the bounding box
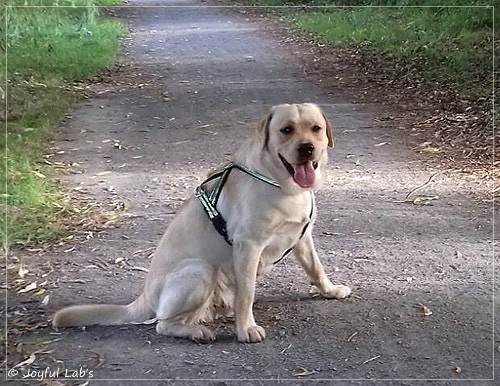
[195,162,314,264]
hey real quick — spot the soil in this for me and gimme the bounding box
[4,1,498,385]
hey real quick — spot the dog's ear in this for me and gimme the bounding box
[321,111,334,148]
[256,107,275,150]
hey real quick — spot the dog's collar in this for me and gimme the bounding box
[195,162,280,245]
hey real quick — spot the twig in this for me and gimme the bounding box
[126,265,149,273]
[362,355,381,365]
[89,350,105,368]
[405,170,453,200]
[123,260,149,273]
[347,331,358,342]
[133,247,155,256]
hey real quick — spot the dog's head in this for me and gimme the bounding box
[256,103,333,193]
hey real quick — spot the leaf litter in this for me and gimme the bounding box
[415,303,433,316]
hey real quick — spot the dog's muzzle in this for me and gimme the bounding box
[297,142,315,160]
[279,152,318,188]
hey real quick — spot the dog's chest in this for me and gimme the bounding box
[258,212,311,273]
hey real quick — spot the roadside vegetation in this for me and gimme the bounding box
[2,0,125,248]
[242,0,495,101]
[238,0,497,164]
[2,1,496,247]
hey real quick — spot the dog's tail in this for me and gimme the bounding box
[52,294,154,327]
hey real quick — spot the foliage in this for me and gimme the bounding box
[238,0,496,101]
[1,0,125,247]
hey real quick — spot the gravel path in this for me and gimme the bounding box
[6,1,497,384]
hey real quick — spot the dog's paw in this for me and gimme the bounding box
[191,325,216,344]
[321,284,351,299]
[156,321,215,343]
[237,324,266,343]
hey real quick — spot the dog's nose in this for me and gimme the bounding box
[297,142,315,158]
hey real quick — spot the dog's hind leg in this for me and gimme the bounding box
[154,259,217,343]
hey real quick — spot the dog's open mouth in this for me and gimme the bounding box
[279,154,318,188]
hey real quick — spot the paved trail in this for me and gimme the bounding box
[7,1,497,384]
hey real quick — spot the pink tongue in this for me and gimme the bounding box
[292,162,315,188]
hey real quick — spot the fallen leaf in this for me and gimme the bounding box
[128,266,149,273]
[13,352,36,368]
[18,262,29,279]
[33,171,46,178]
[294,367,317,377]
[415,303,433,316]
[41,295,50,306]
[412,196,439,205]
[18,282,37,293]
[422,306,432,316]
[422,146,440,153]
[115,257,126,265]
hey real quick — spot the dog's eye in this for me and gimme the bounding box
[280,126,294,134]
[312,125,322,133]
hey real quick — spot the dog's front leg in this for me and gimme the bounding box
[293,231,351,299]
[233,241,265,343]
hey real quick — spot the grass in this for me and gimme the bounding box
[1,0,126,248]
[293,5,495,100]
[239,0,496,102]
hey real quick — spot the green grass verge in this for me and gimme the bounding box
[294,6,495,100]
[240,0,496,102]
[1,0,126,248]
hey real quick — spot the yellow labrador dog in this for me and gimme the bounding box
[53,103,351,343]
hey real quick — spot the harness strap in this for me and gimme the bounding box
[232,164,280,188]
[195,162,314,265]
[196,162,280,245]
[272,193,314,265]
[195,185,232,245]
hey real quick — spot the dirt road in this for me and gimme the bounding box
[6,0,497,384]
